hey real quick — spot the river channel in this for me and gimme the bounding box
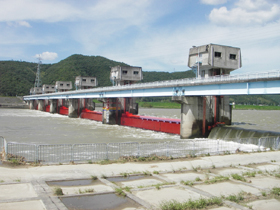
[0,108,279,144]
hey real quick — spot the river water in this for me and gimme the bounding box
[0,108,279,144]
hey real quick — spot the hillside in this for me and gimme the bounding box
[0,54,279,105]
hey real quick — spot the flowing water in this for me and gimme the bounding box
[0,108,279,144]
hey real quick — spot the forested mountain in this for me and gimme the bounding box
[0,54,279,105]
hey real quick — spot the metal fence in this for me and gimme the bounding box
[2,136,279,164]
[0,136,5,155]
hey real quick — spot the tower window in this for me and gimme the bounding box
[229,54,236,60]
[215,52,222,57]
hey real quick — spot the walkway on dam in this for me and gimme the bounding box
[1,151,280,209]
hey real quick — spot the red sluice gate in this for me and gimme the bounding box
[45,105,50,112]
[59,106,69,116]
[80,109,103,122]
[121,112,180,135]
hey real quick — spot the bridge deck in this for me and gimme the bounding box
[23,70,280,100]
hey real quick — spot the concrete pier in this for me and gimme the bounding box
[102,98,120,124]
[68,99,79,118]
[49,99,57,113]
[172,95,232,138]
[37,100,45,111]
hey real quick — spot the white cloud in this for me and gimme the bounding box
[0,0,81,22]
[7,21,31,27]
[0,0,153,24]
[17,21,31,27]
[200,0,227,5]
[35,52,58,60]
[209,0,280,26]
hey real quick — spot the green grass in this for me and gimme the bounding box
[242,171,256,177]
[91,175,98,180]
[233,105,280,110]
[137,101,180,109]
[115,187,126,196]
[54,187,64,196]
[160,197,223,210]
[204,175,229,184]
[231,173,247,182]
[271,187,280,196]
[181,180,194,186]
[224,193,244,203]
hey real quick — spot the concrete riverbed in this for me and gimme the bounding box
[1,151,280,210]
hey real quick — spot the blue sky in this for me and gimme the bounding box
[0,0,280,74]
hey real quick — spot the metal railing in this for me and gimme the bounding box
[0,136,4,153]
[24,70,280,100]
[3,137,280,164]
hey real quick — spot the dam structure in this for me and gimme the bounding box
[23,44,280,139]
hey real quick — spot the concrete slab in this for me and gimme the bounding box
[209,207,235,210]
[0,183,37,200]
[160,172,207,183]
[213,168,247,176]
[247,199,280,210]
[132,186,206,207]
[0,200,46,210]
[60,184,113,195]
[121,178,163,188]
[249,177,280,189]
[194,182,260,197]
[253,164,280,172]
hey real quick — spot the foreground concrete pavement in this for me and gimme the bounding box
[1,151,280,210]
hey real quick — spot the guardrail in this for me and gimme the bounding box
[3,137,280,164]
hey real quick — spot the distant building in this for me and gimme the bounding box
[110,66,143,86]
[30,87,42,95]
[55,81,72,92]
[42,84,56,94]
[75,76,98,90]
[188,44,242,78]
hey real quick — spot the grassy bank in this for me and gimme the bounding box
[137,102,280,110]
[137,101,180,109]
[94,99,280,110]
[233,105,280,110]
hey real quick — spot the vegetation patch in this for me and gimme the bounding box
[160,197,223,210]
[242,171,256,177]
[54,187,64,196]
[78,188,94,194]
[180,180,194,186]
[271,187,280,196]
[223,192,244,203]
[204,175,229,184]
[231,173,247,182]
[115,187,126,196]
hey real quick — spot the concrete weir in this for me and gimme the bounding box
[25,44,280,138]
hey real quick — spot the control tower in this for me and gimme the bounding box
[75,76,98,90]
[188,44,242,78]
[110,66,142,86]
